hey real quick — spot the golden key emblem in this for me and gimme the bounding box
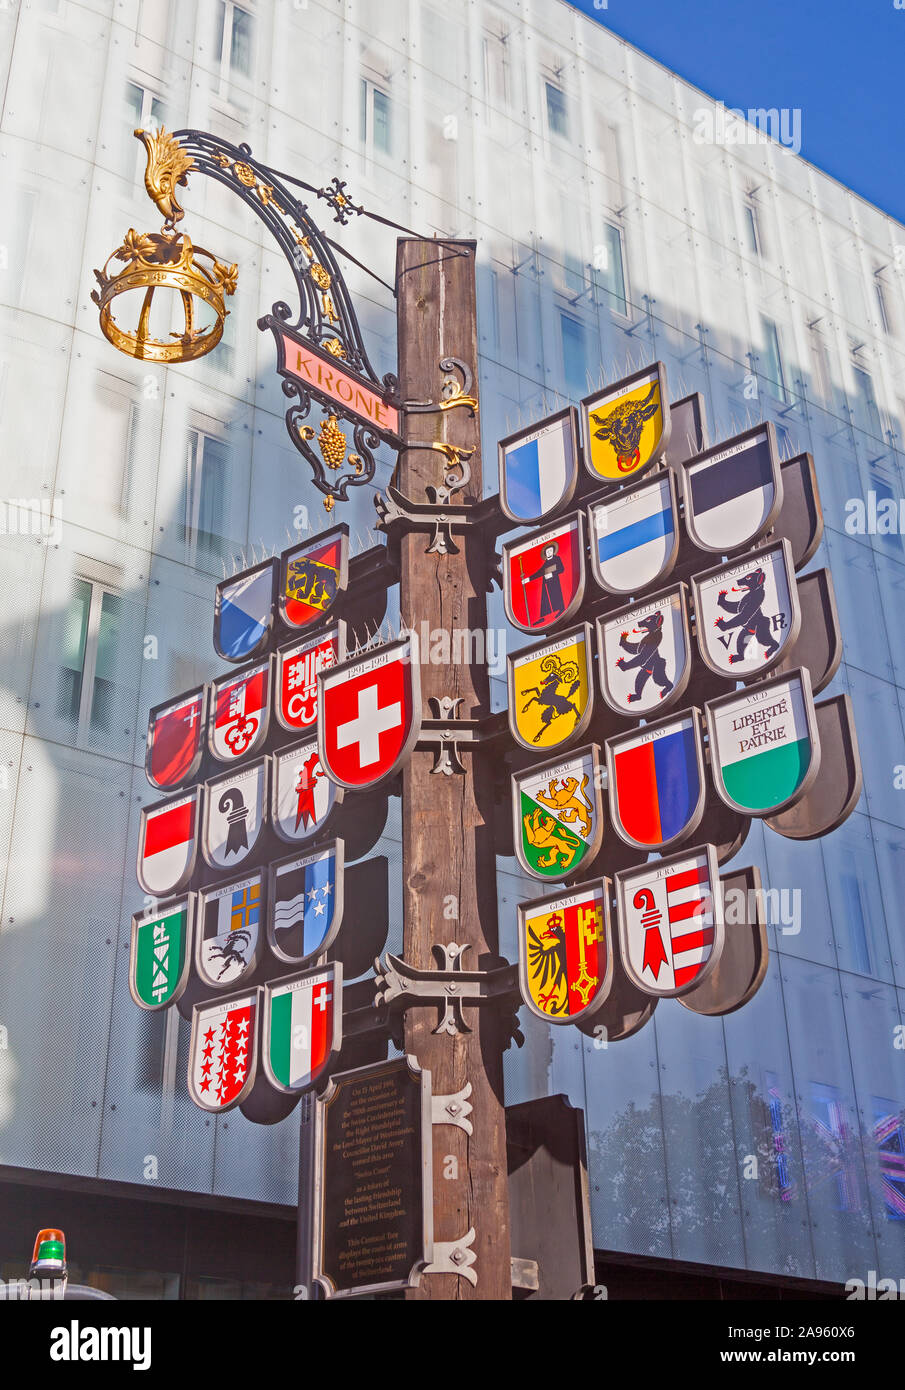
[571,905,601,1007]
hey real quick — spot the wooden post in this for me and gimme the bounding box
[396,239,512,1301]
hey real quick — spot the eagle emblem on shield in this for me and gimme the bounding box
[517,880,612,1025]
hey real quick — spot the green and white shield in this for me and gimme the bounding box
[129,895,194,1011]
[511,744,603,882]
[705,668,821,817]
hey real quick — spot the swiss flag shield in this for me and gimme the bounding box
[318,637,420,790]
[146,687,206,791]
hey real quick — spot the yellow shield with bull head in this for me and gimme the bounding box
[581,362,671,484]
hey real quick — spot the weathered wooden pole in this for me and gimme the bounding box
[396,238,512,1301]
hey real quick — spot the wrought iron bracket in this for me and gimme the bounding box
[423,1228,477,1286]
[374,485,510,556]
[416,702,510,775]
[373,942,522,1042]
[403,358,478,417]
[431,1082,474,1134]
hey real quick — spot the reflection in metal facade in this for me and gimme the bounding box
[0,0,903,1286]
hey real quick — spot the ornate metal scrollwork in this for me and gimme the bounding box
[283,382,381,510]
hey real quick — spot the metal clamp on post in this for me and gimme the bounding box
[373,942,522,1042]
[416,698,510,776]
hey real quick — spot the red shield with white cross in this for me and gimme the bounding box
[317,637,421,790]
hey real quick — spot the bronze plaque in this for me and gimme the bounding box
[312,1055,432,1298]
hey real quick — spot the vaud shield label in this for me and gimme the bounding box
[705,668,821,816]
[188,988,260,1113]
[508,624,594,752]
[214,559,278,664]
[581,362,670,484]
[498,405,580,525]
[606,709,706,852]
[262,963,342,1096]
[145,686,206,792]
[502,514,586,635]
[129,895,194,1011]
[268,841,344,965]
[588,469,679,597]
[692,539,799,678]
[209,657,272,763]
[280,525,349,630]
[276,622,346,734]
[318,637,421,790]
[615,845,724,998]
[137,788,200,897]
[517,880,612,1024]
[680,422,782,554]
[272,737,342,844]
[511,744,603,882]
[202,758,268,872]
[196,872,264,989]
[597,584,691,716]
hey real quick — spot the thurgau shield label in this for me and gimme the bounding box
[129,895,195,1011]
[517,880,612,1025]
[606,709,706,852]
[511,744,603,882]
[705,668,821,817]
[581,362,671,484]
[615,845,724,999]
[596,584,691,716]
[262,964,343,1096]
[507,624,594,753]
[692,539,800,679]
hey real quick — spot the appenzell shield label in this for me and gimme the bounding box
[271,737,342,844]
[129,896,194,1011]
[318,637,421,790]
[498,406,579,525]
[517,881,612,1025]
[209,659,271,763]
[280,526,349,630]
[137,789,199,897]
[581,363,670,484]
[145,687,206,792]
[692,539,799,679]
[615,845,724,998]
[189,990,258,1113]
[597,585,690,716]
[202,759,267,872]
[262,964,342,1096]
[681,423,781,554]
[606,711,706,852]
[214,559,277,664]
[511,745,603,882]
[705,669,820,816]
[502,514,586,635]
[276,623,345,734]
[196,873,263,990]
[508,625,594,753]
[268,842,344,965]
[588,470,679,597]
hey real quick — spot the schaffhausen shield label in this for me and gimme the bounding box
[202,758,268,871]
[214,559,278,664]
[129,895,194,1011]
[262,964,342,1096]
[276,623,346,734]
[606,710,706,852]
[681,423,782,554]
[271,737,342,844]
[588,470,679,597]
[188,989,259,1113]
[502,514,586,635]
[517,881,612,1025]
[146,686,206,792]
[498,405,579,525]
[280,526,349,630]
[209,658,271,763]
[196,872,263,989]
[511,745,603,882]
[615,845,724,998]
[508,625,594,753]
[318,637,420,790]
[692,539,799,679]
[705,668,821,816]
[137,789,199,897]
[597,584,690,716]
[581,363,670,484]
[268,842,344,965]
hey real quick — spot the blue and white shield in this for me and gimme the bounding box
[214,559,278,663]
[588,470,679,597]
[498,406,580,525]
[267,841,344,966]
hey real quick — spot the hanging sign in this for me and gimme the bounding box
[596,584,691,716]
[705,668,821,817]
[615,845,724,998]
[517,880,612,1024]
[507,625,594,752]
[274,325,401,439]
[692,539,799,679]
[581,362,670,484]
[511,744,603,882]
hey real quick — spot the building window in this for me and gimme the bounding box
[874,269,893,336]
[560,313,585,396]
[184,430,230,564]
[360,78,392,157]
[214,1,254,79]
[852,364,883,442]
[808,324,832,404]
[545,81,569,140]
[56,578,123,741]
[594,222,628,317]
[744,202,762,257]
[482,32,511,109]
[760,316,789,403]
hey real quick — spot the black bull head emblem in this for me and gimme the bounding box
[591,382,660,471]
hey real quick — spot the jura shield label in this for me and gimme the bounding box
[616,845,724,998]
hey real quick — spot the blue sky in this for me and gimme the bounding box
[567,0,905,225]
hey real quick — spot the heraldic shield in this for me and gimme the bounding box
[517,880,612,1025]
[692,539,800,680]
[511,744,603,882]
[271,736,342,844]
[202,757,268,872]
[262,963,342,1096]
[680,422,782,555]
[588,469,679,597]
[209,657,272,763]
[196,872,264,989]
[581,362,671,484]
[318,636,421,790]
[498,405,580,525]
[276,622,346,734]
[502,513,586,635]
[615,844,724,999]
[188,987,260,1113]
[606,709,706,852]
[507,624,594,753]
[280,525,349,630]
[214,559,278,664]
[137,788,200,897]
[129,894,194,1011]
[597,584,691,717]
[705,668,821,817]
[268,841,344,965]
[145,685,206,792]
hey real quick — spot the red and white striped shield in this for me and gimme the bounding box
[146,687,206,791]
[188,989,259,1113]
[318,637,420,790]
[209,658,271,763]
[615,845,723,998]
[137,789,200,897]
[262,964,342,1095]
